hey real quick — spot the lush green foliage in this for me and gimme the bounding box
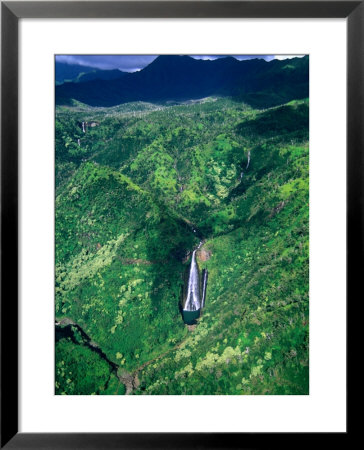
[55,336,125,395]
[55,95,309,395]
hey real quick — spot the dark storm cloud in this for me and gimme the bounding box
[56,54,302,72]
[55,55,158,72]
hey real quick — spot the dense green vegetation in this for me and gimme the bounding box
[55,336,124,395]
[55,95,309,395]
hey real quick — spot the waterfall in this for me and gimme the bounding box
[201,269,208,308]
[82,122,86,133]
[183,250,201,311]
[246,151,251,169]
[181,238,208,325]
[239,150,250,182]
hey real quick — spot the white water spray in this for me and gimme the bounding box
[246,151,251,169]
[183,250,201,311]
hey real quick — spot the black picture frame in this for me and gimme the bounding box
[1,1,358,448]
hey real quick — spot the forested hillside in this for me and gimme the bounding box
[55,93,309,395]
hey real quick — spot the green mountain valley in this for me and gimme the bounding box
[55,56,309,395]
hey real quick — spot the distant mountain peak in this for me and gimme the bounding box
[56,55,309,108]
[143,55,197,70]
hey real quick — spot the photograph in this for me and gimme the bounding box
[55,53,309,396]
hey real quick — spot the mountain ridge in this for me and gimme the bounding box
[56,55,308,108]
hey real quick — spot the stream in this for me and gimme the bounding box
[55,225,208,393]
[56,320,121,392]
[56,321,118,371]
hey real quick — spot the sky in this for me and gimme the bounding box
[55,54,305,72]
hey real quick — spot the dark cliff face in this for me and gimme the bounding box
[55,55,309,108]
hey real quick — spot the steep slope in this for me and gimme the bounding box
[56,162,197,374]
[76,69,127,83]
[136,139,309,395]
[55,55,308,108]
[55,62,96,84]
[55,96,309,395]
[56,61,127,85]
